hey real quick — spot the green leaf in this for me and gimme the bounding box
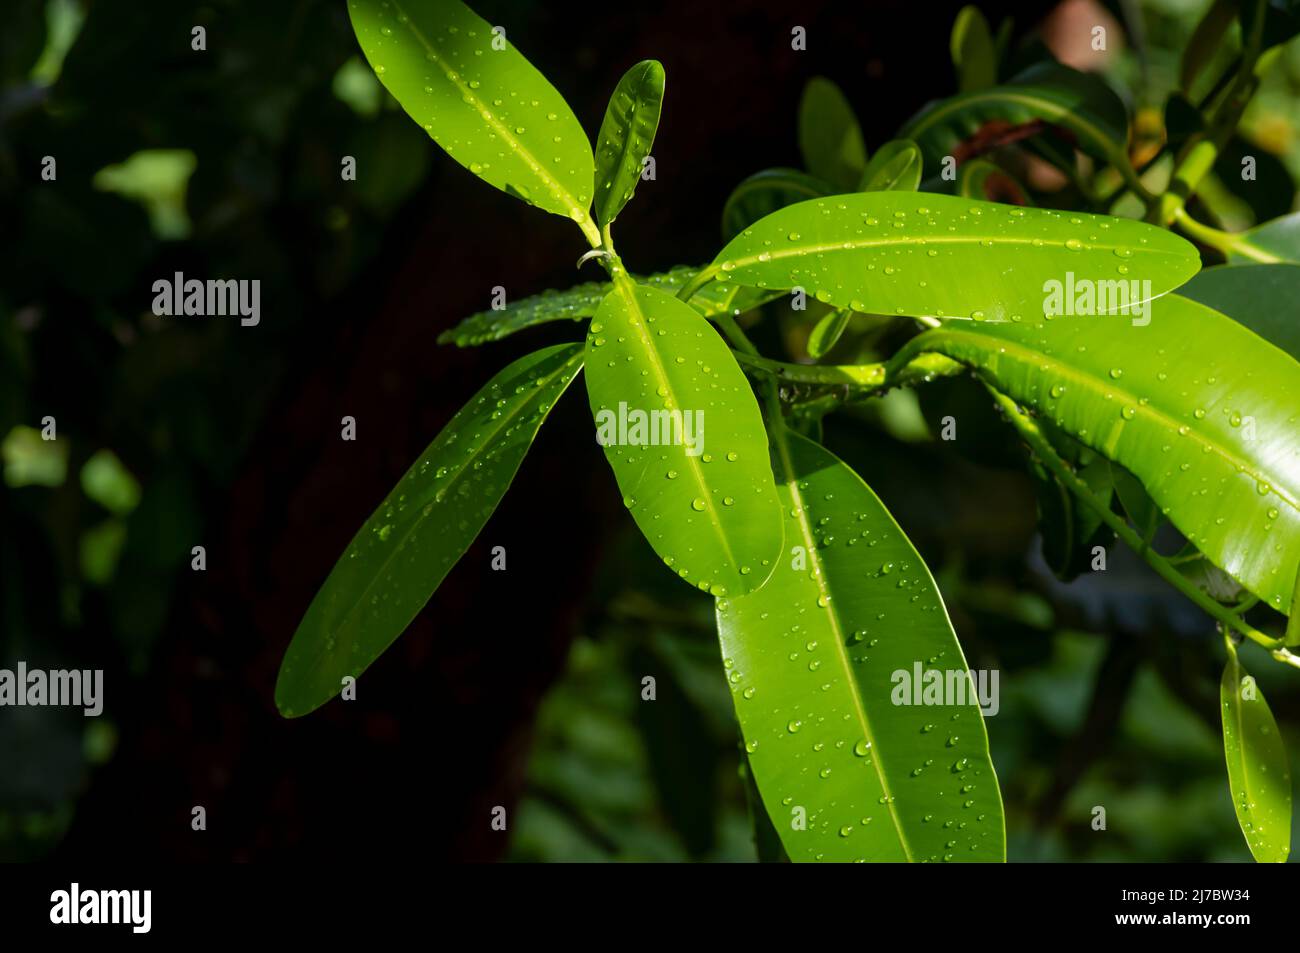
[584,280,783,596]
[722,168,835,241]
[950,5,997,93]
[956,158,1030,205]
[807,308,851,360]
[348,0,596,240]
[594,60,664,227]
[857,140,923,193]
[1027,427,1114,580]
[1110,461,1161,539]
[716,430,1005,862]
[798,77,868,191]
[1180,263,1300,359]
[900,62,1130,169]
[896,294,1300,613]
[1220,640,1291,862]
[1228,212,1300,264]
[276,343,585,717]
[438,266,781,346]
[1181,0,1236,93]
[708,192,1199,323]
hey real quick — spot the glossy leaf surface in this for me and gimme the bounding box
[594,59,664,226]
[1221,641,1291,862]
[717,430,1004,861]
[899,295,1300,613]
[798,77,868,191]
[348,0,595,230]
[709,192,1199,323]
[585,281,783,596]
[277,343,585,717]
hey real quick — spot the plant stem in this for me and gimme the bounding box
[985,386,1283,651]
[1172,207,1280,261]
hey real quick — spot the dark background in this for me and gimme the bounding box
[3,0,1298,862]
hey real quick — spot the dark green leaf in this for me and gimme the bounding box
[1228,212,1300,264]
[858,140,923,193]
[439,266,782,346]
[950,5,997,92]
[1180,263,1300,359]
[721,168,835,241]
[807,308,852,360]
[798,77,868,191]
[900,62,1130,169]
[276,343,585,717]
[956,158,1030,204]
[1220,639,1291,862]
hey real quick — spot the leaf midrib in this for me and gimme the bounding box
[771,427,914,860]
[597,65,656,224]
[388,0,588,219]
[721,230,1191,277]
[610,279,742,579]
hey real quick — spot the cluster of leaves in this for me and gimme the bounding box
[277,0,1300,862]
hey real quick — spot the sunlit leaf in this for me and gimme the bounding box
[896,294,1300,612]
[594,59,664,227]
[717,429,1004,861]
[707,192,1198,323]
[348,0,596,237]
[584,281,783,597]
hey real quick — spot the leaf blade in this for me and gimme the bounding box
[438,266,782,346]
[276,342,585,717]
[584,282,783,596]
[594,59,665,227]
[349,0,595,232]
[902,295,1300,613]
[857,139,923,193]
[798,77,868,191]
[716,430,1005,862]
[1220,642,1291,863]
[710,192,1199,323]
